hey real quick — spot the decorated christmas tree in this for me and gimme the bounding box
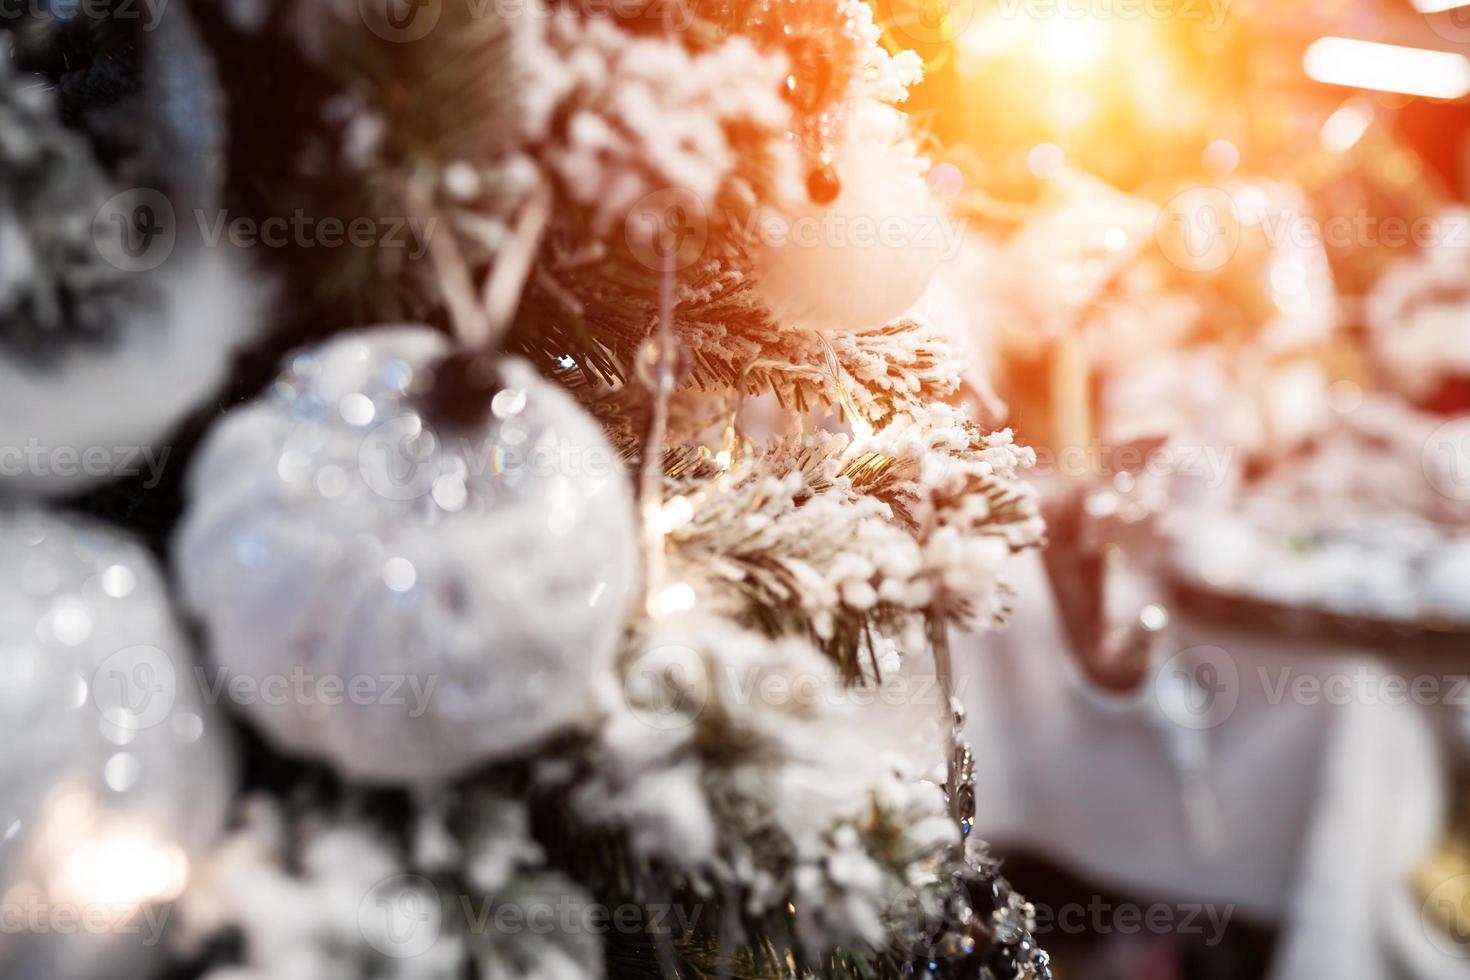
[0,1,1050,978]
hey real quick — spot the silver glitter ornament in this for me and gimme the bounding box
[0,7,259,499]
[176,326,640,784]
[0,507,233,979]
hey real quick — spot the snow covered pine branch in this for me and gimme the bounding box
[1,0,1050,978]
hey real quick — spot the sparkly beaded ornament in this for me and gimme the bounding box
[730,0,948,332]
[0,8,257,499]
[176,326,639,783]
[0,507,234,978]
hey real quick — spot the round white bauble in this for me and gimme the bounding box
[0,252,262,499]
[748,100,946,333]
[175,326,640,784]
[0,507,234,979]
[1424,540,1470,624]
[0,8,256,500]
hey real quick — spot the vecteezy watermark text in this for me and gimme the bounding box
[1260,666,1470,708]
[0,0,170,30]
[356,0,698,43]
[0,894,171,946]
[995,0,1231,31]
[357,874,704,960]
[90,646,442,732]
[1031,898,1236,946]
[1152,645,1470,731]
[93,189,439,273]
[193,210,436,260]
[0,441,170,488]
[193,666,439,719]
[621,644,963,731]
[1156,186,1470,273]
[621,186,970,273]
[1030,441,1236,487]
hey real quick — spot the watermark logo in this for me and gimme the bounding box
[1424,417,1470,502]
[1156,187,1239,273]
[359,874,444,959]
[93,188,176,272]
[872,0,972,49]
[1154,645,1238,730]
[626,188,709,273]
[359,415,446,502]
[1422,874,1470,959]
[91,645,178,733]
[1424,3,1470,45]
[360,0,443,41]
[622,643,709,731]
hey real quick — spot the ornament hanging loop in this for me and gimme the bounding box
[405,170,552,353]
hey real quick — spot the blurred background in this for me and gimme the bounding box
[873,0,1470,976]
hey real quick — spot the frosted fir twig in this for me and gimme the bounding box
[542,613,959,962]
[654,408,1043,673]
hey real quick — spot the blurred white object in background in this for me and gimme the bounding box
[959,551,1446,979]
[0,253,261,498]
[1366,208,1470,403]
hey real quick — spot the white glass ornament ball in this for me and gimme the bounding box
[176,326,640,783]
[748,101,947,334]
[0,507,234,979]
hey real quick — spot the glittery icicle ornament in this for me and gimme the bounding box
[732,0,862,204]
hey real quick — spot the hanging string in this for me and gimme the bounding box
[405,171,553,352]
[483,173,553,344]
[640,250,680,616]
[927,597,974,851]
[406,178,492,349]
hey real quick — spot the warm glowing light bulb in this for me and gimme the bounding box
[651,582,697,616]
[653,496,694,534]
[54,830,190,908]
